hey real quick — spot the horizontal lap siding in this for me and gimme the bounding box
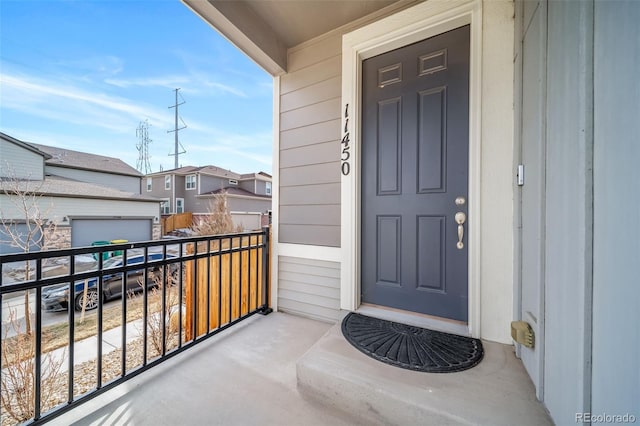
[279,35,342,247]
[277,256,342,323]
[0,142,45,180]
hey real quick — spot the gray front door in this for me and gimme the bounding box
[361,25,470,322]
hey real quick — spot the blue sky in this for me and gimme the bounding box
[0,0,273,174]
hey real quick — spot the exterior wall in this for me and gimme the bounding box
[152,224,162,241]
[540,0,594,421]
[174,175,186,199]
[279,34,342,247]
[591,1,639,418]
[146,176,166,197]
[227,196,271,214]
[184,174,200,210]
[238,179,255,193]
[254,179,269,196]
[147,174,174,204]
[199,175,230,193]
[0,194,159,226]
[478,0,515,343]
[174,175,185,212]
[45,226,71,250]
[277,256,342,322]
[45,166,140,193]
[0,140,45,180]
[191,175,235,213]
[230,212,261,231]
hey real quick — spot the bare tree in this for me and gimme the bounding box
[191,191,241,236]
[1,309,65,424]
[0,168,57,335]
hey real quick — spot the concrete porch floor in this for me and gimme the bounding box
[50,312,551,426]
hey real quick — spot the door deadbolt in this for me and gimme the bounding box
[455,197,466,206]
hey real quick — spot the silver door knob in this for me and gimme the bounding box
[455,212,466,249]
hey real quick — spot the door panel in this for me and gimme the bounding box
[361,26,470,321]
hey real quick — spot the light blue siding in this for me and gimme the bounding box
[592,1,640,418]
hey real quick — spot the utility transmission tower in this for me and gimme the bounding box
[136,119,152,174]
[167,88,187,169]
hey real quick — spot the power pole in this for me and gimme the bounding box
[167,88,187,169]
[136,119,152,174]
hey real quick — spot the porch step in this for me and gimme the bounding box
[296,321,551,426]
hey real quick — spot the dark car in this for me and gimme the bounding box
[42,252,178,312]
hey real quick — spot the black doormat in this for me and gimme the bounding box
[341,312,483,373]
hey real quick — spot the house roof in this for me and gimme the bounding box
[0,175,159,203]
[0,132,52,160]
[199,186,272,199]
[239,171,272,181]
[147,165,242,180]
[183,0,417,75]
[27,143,141,177]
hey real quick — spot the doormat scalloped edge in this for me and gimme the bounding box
[341,312,484,373]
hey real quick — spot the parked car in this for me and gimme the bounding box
[42,252,179,312]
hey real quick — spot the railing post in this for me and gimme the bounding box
[259,226,272,315]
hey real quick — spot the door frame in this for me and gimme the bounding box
[340,0,482,337]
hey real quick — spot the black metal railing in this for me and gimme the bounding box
[0,227,270,425]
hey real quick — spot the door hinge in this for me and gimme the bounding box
[511,321,535,348]
[517,164,525,186]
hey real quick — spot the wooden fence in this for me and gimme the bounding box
[162,212,193,234]
[184,229,271,340]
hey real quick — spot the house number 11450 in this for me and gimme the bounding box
[341,103,351,176]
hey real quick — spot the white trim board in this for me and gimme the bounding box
[341,0,482,338]
[271,75,281,312]
[277,243,342,263]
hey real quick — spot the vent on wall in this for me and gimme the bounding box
[229,179,238,185]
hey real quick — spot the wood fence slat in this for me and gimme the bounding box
[184,228,270,340]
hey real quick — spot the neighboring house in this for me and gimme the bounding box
[145,166,271,230]
[185,0,639,424]
[0,132,161,253]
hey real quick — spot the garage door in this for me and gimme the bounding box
[71,219,152,248]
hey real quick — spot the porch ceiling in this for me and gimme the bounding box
[182,0,415,76]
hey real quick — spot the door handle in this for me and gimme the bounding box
[455,212,466,249]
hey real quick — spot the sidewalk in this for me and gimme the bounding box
[49,319,143,373]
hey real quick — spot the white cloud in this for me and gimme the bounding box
[0,66,272,175]
[0,72,173,131]
[105,76,189,89]
[106,71,247,98]
[56,55,124,77]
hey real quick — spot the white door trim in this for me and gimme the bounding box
[340,0,482,337]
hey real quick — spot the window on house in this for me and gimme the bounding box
[160,199,171,215]
[186,174,196,190]
[228,179,238,185]
[176,198,184,214]
[165,175,171,190]
[265,181,272,195]
[146,177,152,192]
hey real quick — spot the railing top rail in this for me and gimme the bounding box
[0,229,266,264]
